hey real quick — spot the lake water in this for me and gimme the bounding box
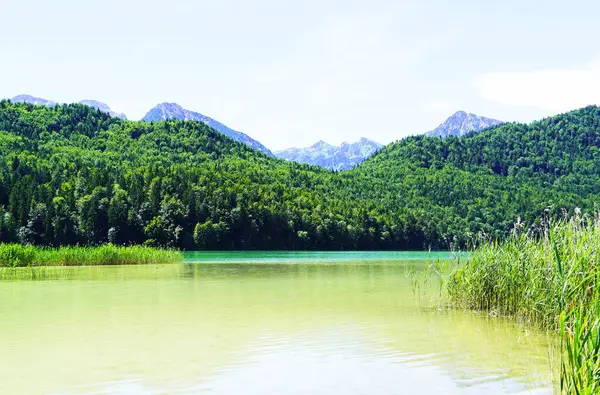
[0,251,555,395]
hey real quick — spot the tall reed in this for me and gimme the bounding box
[0,244,182,268]
[444,214,600,394]
[559,304,600,394]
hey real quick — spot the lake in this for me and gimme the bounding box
[0,251,554,394]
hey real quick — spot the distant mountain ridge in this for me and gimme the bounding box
[10,94,127,120]
[425,111,503,138]
[275,138,382,171]
[11,94,56,107]
[79,100,127,120]
[277,111,501,170]
[141,102,273,156]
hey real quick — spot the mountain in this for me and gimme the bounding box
[350,106,600,243]
[11,94,56,107]
[2,100,600,250]
[10,95,127,119]
[425,111,503,138]
[276,138,382,171]
[79,100,127,120]
[142,102,273,156]
[0,100,386,249]
[275,111,501,170]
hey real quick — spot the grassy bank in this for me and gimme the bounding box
[443,216,600,394]
[0,244,182,267]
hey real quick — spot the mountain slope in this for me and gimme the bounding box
[275,111,501,170]
[425,111,503,138]
[11,94,56,107]
[0,101,380,249]
[10,94,127,119]
[2,101,600,250]
[276,138,382,170]
[79,100,127,120]
[142,102,273,156]
[351,105,600,240]
[369,106,600,182]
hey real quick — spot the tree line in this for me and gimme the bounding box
[1,101,599,250]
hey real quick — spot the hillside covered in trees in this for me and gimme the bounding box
[1,101,600,250]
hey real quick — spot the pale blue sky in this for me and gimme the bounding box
[2,0,600,150]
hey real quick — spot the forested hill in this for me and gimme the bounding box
[141,102,273,156]
[0,100,405,250]
[1,100,599,250]
[371,106,600,181]
[349,105,600,241]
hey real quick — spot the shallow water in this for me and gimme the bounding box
[0,251,554,394]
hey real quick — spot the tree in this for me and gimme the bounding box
[108,184,130,244]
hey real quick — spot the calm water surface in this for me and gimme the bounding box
[0,252,554,395]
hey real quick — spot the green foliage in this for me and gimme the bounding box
[560,304,600,395]
[0,100,427,249]
[1,100,600,250]
[0,243,181,267]
[444,217,600,394]
[349,106,600,245]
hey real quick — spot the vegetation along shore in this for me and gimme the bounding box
[0,244,181,267]
[2,100,600,392]
[441,214,600,394]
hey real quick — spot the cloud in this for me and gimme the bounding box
[474,60,600,113]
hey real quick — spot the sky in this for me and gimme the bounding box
[2,0,600,150]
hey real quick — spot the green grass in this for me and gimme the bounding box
[442,215,600,394]
[0,244,182,268]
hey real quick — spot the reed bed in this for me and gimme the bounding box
[444,215,600,394]
[0,244,182,268]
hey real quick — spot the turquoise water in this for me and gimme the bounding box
[183,250,463,263]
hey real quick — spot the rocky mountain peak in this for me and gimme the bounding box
[79,100,127,120]
[11,94,56,107]
[141,102,273,156]
[425,111,503,138]
[276,138,382,171]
